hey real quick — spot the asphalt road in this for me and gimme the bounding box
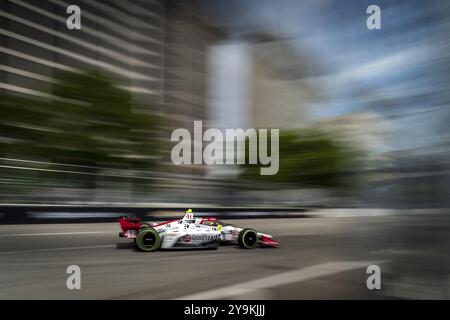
[0,214,448,299]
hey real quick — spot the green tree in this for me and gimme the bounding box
[240,129,363,188]
[46,71,159,170]
[0,71,160,199]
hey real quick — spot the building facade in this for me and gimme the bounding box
[0,0,226,203]
[0,0,224,169]
[0,0,165,105]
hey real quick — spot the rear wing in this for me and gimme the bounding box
[118,216,141,233]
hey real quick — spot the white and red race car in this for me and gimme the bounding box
[118,210,279,252]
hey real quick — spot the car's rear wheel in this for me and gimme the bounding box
[238,228,258,249]
[135,228,162,252]
[139,222,151,231]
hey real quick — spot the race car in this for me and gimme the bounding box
[118,209,279,252]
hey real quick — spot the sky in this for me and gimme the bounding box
[199,0,450,151]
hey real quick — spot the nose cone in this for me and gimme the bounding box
[260,235,280,247]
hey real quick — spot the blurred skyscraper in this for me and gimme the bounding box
[207,33,318,178]
[162,1,224,175]
[247,33,318,130]
[0,0,225,202]
[210,32,317,132]
[0,5,224,142]
[0,0,165,105]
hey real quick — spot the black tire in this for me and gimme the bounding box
[238,228,258,249]
[135,228,162,252]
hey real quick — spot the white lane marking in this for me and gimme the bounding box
[176,260,388,300]
[0,231,115,237]
[0,245,114,255]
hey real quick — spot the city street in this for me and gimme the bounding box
[0,214,448,299]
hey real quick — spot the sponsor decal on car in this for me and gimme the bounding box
[192,234,220,241]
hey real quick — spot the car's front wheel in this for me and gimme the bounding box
[238,228,258,249]
[135,228,162,252]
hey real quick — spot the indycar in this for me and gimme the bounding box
[118,209,279,251]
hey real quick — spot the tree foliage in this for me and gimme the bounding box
[1,71,159,169]
[0,71,160,197]
[240,129,363,188]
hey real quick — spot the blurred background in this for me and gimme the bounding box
[0,0,449,209]
[0,0,449,299]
